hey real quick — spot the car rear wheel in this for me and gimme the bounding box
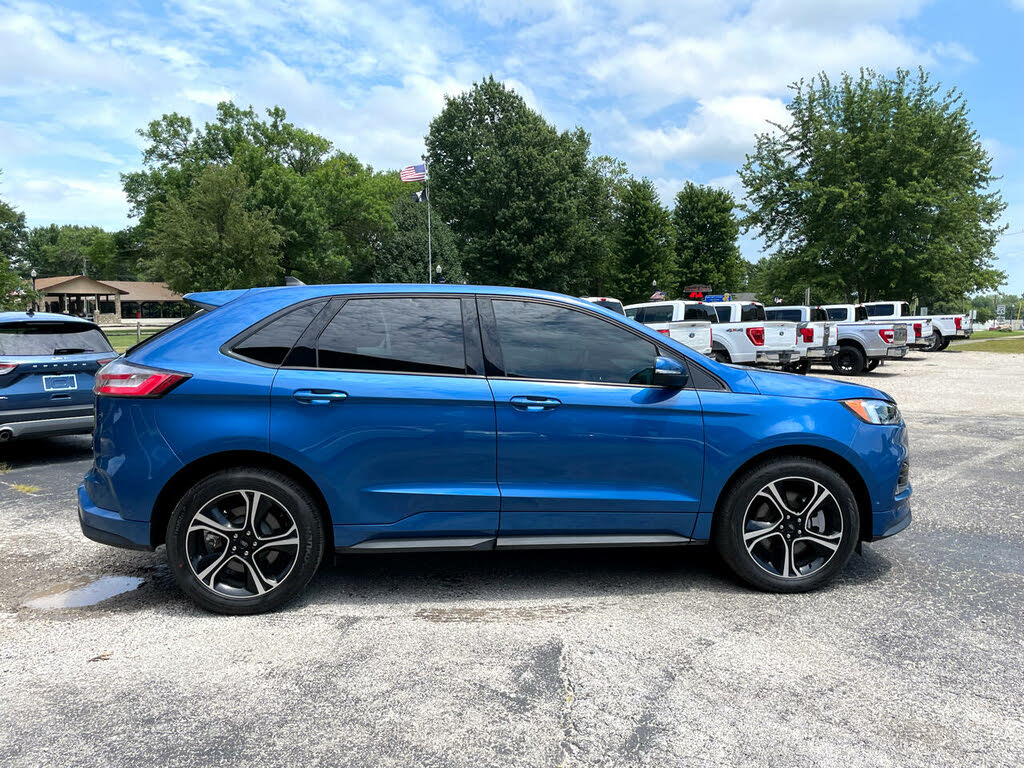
[865,359,880,372]
[712,349,731,364]
[783,359,811,375]
[166,468,325,615]
[924,332,944,352]
[714,458,859,592]
[831,345,866,375]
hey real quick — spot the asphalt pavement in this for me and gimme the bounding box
[0,350,1021,767]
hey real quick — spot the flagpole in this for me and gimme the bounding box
[424,156,432,284]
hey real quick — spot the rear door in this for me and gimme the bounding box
[269,295,499,546]
[0,320,114,412]
[482,297,705,540]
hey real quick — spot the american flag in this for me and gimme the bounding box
[649,290,667,301]
[400,163,426,182]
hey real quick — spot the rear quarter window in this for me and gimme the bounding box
[231,300,328,366]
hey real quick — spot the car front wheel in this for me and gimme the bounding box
[166,468,325,614]
[714,458,859,592]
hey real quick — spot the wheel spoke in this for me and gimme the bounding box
[796,531,841,551]
[802,482,834,517]
[189,511,236,534]
[196,551,233,585]
[254,524,299,554]
[758,480,799,516]
[744,523,780,552]
[779,537,794,578]
[242,490,264,530]
[238,556,270,595]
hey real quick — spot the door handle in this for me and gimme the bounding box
[510,396,562,412]
[293,389,348,405]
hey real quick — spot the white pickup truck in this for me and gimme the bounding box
[822,304,911,374]
[763,305,840,374]
[707,301,801,366]
[580,296,626,316]
[862,300,972,352]
[624,300,714,356]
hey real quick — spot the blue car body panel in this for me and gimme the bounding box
[77,284,911,551]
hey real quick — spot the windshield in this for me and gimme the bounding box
[0,321,113,356]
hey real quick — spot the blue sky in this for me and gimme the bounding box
[1,0,1023,293]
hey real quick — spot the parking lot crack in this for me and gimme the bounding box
[557,640,580,767]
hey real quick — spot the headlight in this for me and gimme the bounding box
[841,398,902,425]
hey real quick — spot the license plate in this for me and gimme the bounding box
[43,374,77,392]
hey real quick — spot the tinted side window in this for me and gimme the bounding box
[810,308,828,322]
[900,302,912,317]
[317,297,466,375]
[641,305,674,323]
[492,300,656,385]
[625,307,639,320]
[234,300,327,365]
[741,304,766,322]
[825,308,845,321]
[855,306,868,321]
[713,305,730,322]
[865,304,894,317]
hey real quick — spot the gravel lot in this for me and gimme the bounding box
[1,349,1022,767]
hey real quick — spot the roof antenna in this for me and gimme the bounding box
[284,275,306,287]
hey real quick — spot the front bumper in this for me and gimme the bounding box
[867,488,912,541]
[77,484,153,551]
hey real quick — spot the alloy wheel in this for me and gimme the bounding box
[185,489,301,599]
[742,476,844,579]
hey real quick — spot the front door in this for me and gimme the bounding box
[269,295,499,547]
[482,298,705,540]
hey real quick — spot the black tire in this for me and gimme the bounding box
[713,458,860,593]
[924,332,944,353]
[865,359,880,372]
[166,467,325,615]
[712,349,731,364]
[831,345,866,375]
[784,359,811,375]
[938,335,951,351]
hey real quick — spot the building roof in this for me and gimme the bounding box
[35,276,182,302]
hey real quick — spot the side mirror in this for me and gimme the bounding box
[653,356,689,388]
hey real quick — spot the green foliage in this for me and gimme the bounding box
[0,176,33,310]
[148,165,282,293]
[425,76,609,293]
[125,101,401,292]
[671,182,745,294]
[740,68,1006,306]
[609,178,677,304]
[369,196,463,283]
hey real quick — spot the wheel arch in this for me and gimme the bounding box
[149,450,333,549]
[710,445,873,541]
[837,337,866,354]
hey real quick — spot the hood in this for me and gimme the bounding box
[744,367,892,402]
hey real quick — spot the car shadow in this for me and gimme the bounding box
[44,541,897,617]
[0,434,92,469]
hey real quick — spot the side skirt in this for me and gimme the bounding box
[336,533,696,553]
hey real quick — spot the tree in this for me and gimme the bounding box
[672,182,745,294]
[739,68,1006,305]
[148,165,282,293]
[610,178,677,304]
[425,76,608,293]
[25,224,122,278]
[0,175,33,310]
[369,196,463,283]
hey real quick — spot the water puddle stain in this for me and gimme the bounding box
[22,575,145,610]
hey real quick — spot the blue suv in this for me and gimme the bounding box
[78,285,911,614]
[1,311,116,442]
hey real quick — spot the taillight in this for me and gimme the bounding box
[746,327,765,346]
[913,322,922,338]
[799,327,814,343]
[656,328,671,335]
[93,359,190,398]
[954,316,962,330]
[878,329,895,344]
[96,358,116,367]
[0,362,16,376]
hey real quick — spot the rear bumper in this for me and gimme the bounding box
[884,346,909,358]
[0,413,93,439]
[755,350,798,364]
[806,345,839,359]
[77,484,153,551]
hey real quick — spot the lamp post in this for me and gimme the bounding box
[436,264,445,284]
[30,268,37,313]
